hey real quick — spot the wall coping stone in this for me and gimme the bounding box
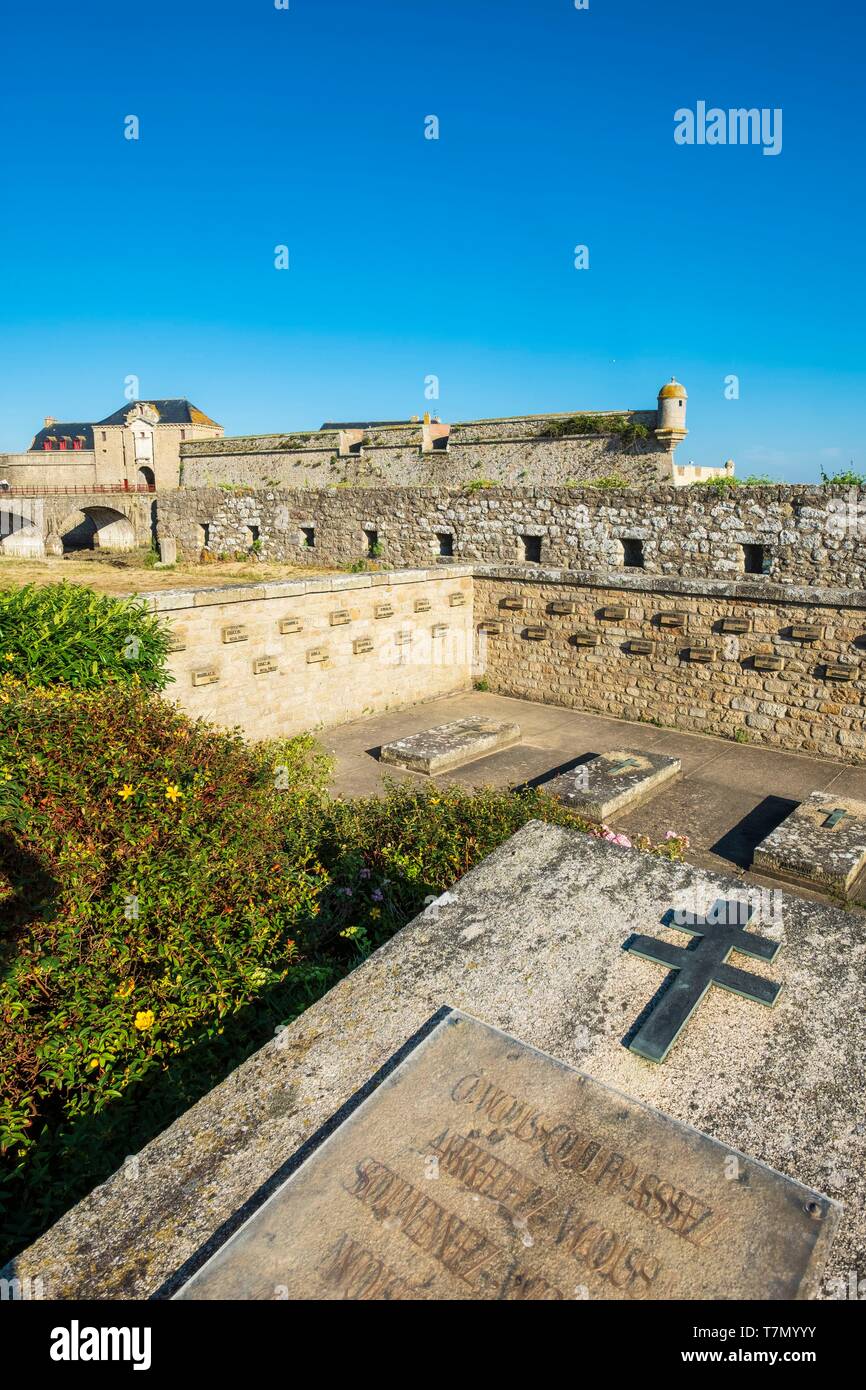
[473,566,866,610]
[143,567,475,613]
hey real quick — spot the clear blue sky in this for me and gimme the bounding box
[0,0,863,481]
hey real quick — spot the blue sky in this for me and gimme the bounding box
[0,0,863,481]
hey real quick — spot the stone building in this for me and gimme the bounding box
[0,399,223,492]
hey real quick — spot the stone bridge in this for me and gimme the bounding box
[0,491,157,556]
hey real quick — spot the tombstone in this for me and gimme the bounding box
[8,822,862,1300]
[158,536,178,565]
[379,716,521,775]
[546,749,681,822]
[752,792,866,898]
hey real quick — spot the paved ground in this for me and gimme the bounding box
[322,690,866,910]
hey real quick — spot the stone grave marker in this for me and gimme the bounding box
[752,792,866,898]
[546,748,681,822]
[379,716,521,775]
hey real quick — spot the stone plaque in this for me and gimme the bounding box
[547,749,681,822]
[825,663,858,682]
[627,639,654,656]
[599,605,627,622]
[500,596,524,611]
[657,611,686,629]
[524,625,548,641]
[174,1011,839,1302]
[549,600,577,615]
[306,647,327,664]
[431,624,449,638]
[192,667,219,687]
[719,616,752,635]
[571,630,598,649]
[279,617,303,635]
[375,603,394,620]
[222,624,248,644]
[477,620,503,636]
[753,654,785,672]
[414,598,431,613]
[330,610,352,626]
[790,624,823,642]
[753,792,866,898]
[353,637,374,655]
[449,592,467,608]
[380,716,520,775]
[685,646,715,664]
[166,628,187,653]
[253,656,277,675]
[394,629,412,646]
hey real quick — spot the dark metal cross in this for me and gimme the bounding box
[824,807,852,830]
[625,899,782,1063]
[608,756,640,775]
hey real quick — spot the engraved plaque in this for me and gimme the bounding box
[524,625,548,641]
[686,647,715,664]
[394,630,412,646]
[353,637,374,655]
[414,598,431,613]
[628,639,654,655]
[753,654,785,672]
[306,647,327,664]
[790,624,822,642]
[549,600,577,616]
[166,628,187,652]
[431,624,449,638]
[500,596,524,611]
[719,616,752,635]
[375,603,394,620]
[192,667,219,687]
[571,630,598,649]
[477,620,503,636]
[599,605,627,622]
[657,612,686,629]
[330,610,351,626]
[175,1011,839,1302]
[449,592,466,608]
[253,656,277,675]
[222,624,248,644]
[825,663,857,682]
[279,617,303,635]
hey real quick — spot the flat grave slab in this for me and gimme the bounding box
[752,791,866,898]
[175,1010,838,1302]
[545,748,681,822]
[379,716,521,775]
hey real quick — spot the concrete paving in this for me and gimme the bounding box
[321,690,866,909]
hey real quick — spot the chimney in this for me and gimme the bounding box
[44,416,56,428]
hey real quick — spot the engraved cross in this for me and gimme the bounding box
[625,898,782,1063]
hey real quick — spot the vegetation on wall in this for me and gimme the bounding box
[541,414,650,451]
[820,466,866,486]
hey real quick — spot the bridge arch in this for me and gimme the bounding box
[0,503,45,557]
[58,505,137,553]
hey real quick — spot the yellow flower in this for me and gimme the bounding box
[164,783,182,802]
[134,1009,155,1031]
[339,926,360,939]
[369,907,381,920]
[4,653,13,662]
[88,1058,100,1070]
[116,979,135,998]
[119,784,134,800]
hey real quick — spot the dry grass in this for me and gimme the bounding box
[0,549,338,596]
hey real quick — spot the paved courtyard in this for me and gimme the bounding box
[322,690,866,909]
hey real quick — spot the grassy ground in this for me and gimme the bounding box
[0,549,337,596]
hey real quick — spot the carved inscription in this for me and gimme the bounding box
[414,598,431,613]
[375,603,394,619]
[279,617,303,635]
[222,624,248,644]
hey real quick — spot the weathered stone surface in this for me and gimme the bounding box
[546,749,681,822]
[175,1011,838,1301]
[380,716,521,775]
[753,793,866,897]
[9,823,864,1300]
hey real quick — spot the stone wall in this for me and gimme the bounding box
[178,412,670,490]
[147,568,475,739]
[156,485,866,588]
[473,568,866,763]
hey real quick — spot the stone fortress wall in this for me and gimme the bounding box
[177,410,673,490]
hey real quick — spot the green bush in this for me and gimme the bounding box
[0,685,687,1261]
[542,415,649,451]
[0,584,172,692]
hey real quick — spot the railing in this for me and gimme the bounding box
[0,482,157,496]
